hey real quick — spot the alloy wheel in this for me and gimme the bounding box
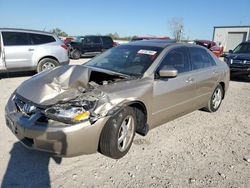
[117,115,135,152]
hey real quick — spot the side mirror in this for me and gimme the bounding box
[228,50,233,54]
[158,67,178,78]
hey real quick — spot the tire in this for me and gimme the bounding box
[70,49,81,60]
[37,58,59,73]
[99,107,136,159]
[204,84,224,112]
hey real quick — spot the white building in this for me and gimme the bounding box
[213,26,250,52]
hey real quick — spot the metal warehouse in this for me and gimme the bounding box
[213,26,250,52]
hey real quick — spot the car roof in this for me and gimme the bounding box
[127,40,202,49]
[0,28,53,35]
[128,40,177,48]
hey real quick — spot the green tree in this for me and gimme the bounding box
[107,32,120,40]
[50,28,68,37]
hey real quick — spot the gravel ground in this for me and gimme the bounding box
[0,60,250,188]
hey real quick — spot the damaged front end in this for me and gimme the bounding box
[45,92,99,124]
[5,65,131,156]
[43,89,112,125]
[13,65,129,126]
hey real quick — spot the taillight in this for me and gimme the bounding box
[61,45,68,50]
[113,42,119,47]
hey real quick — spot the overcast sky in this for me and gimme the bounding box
[0,0,249,40]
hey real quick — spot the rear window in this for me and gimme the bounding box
[102,37,113,45]
[2,32,30,46]
[29,33,56,45]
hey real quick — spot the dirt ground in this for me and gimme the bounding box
[0,60,250,188]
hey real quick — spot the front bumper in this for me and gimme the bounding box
[5,96,109,157]
[230,66,250,75]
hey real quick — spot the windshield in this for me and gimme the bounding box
[233,43,250,54]
[85,45,162,77]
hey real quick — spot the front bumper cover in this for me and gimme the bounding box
[5,97,109,157]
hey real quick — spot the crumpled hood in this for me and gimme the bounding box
[16,65,91,106]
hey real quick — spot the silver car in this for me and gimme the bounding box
[5,41,229,159]
[0,28,69,72]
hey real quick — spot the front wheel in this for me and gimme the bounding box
[99,107,136,159]
[205,84,224,112]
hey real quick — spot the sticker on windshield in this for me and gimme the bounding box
[137,49,157,56]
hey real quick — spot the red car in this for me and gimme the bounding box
[63,37,75,44]
[195,40,223,57]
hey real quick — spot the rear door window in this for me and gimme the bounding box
[85,36,101,44]
[29,33,56,45]
[2,32,31,46]
[189,47,216,70]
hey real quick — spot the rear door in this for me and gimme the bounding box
[188,47,220,109]
[82,36,102,55]
[152,47,196,127]
[0,32,6,70]
[2,31,33,69]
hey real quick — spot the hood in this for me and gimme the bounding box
[16,65,90,106]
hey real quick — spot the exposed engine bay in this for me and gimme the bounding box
[88,70,126,86]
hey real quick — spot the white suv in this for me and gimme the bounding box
[0,28,69,72]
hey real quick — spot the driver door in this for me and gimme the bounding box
[152,47,196,127]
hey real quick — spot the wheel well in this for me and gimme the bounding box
[70,47,81,52]
[38,56,59,64]
[219,82,225,99]
[128,102,148,134]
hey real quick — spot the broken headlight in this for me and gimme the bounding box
[45,100,97,124]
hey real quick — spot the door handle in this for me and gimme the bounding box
[28,48,34,51]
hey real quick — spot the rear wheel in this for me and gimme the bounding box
[70,49,81,59]
[99,107,136,159]
[37,58,59,72]
[205,84,223,112]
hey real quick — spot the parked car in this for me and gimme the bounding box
[195,40,223,57]
[5,40,229,159]
[224,41,250,78]
[0,28,69,73]
[68,35,115,59]
[63,37,75,44]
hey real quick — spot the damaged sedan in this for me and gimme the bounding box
[5,40,229,159]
